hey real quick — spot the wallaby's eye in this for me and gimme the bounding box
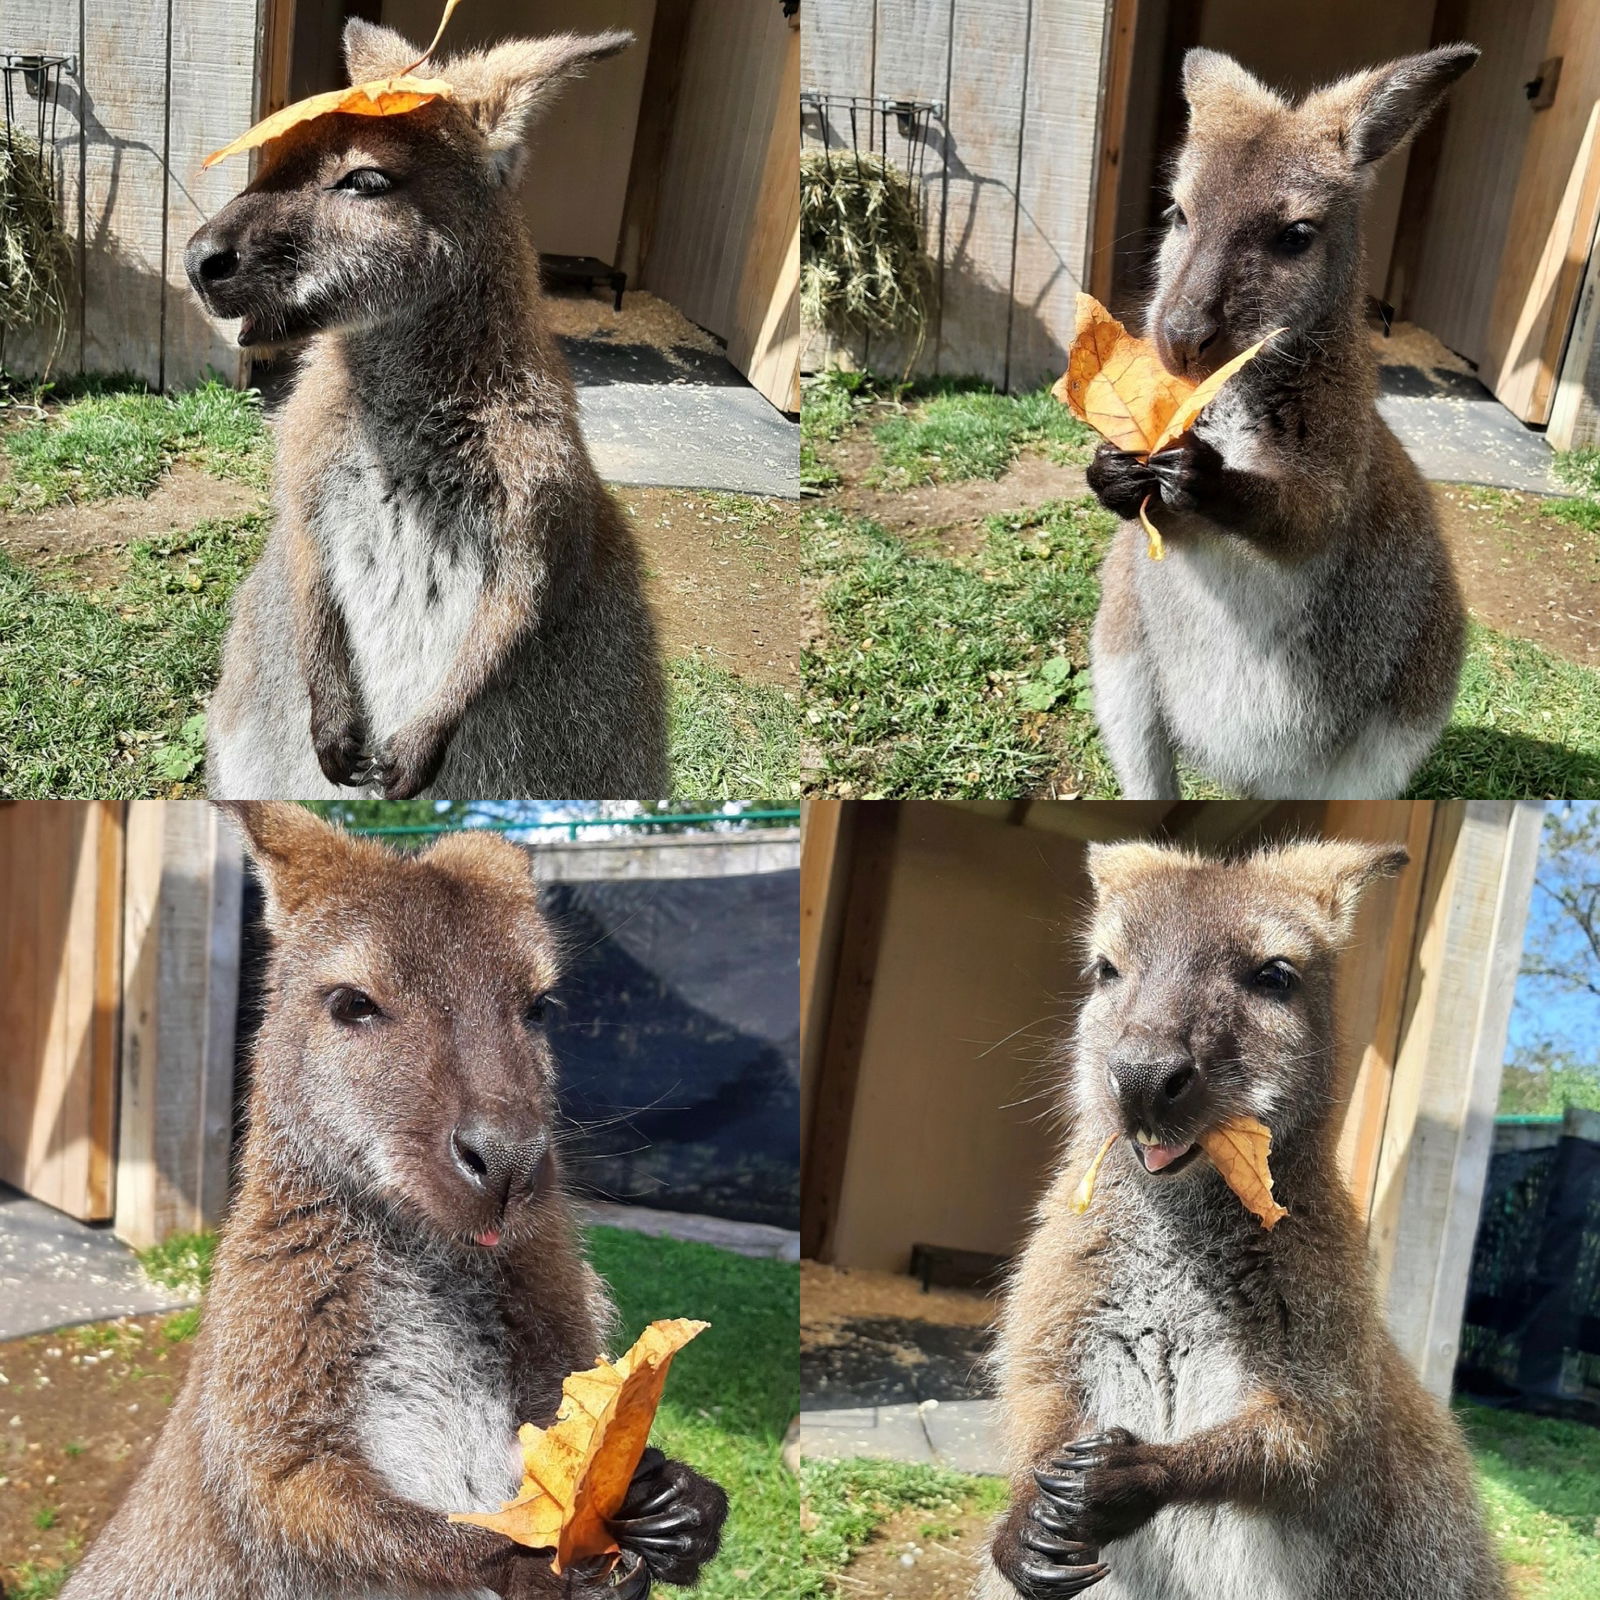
[1275,221,1316,255]
[334,167,395,196]
[1251,959,1299,994]
[523,995,550,1028]
[329,987,382,1024]
[1091,956,1120,985]
[1165,202,1187,229]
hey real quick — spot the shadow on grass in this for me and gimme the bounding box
[1410,725,1600,799]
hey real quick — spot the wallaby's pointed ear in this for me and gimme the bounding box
[1305,44,1478,167]
[342,18,419,85]
[1085,840,1197,898]
[216,802,375,925]
[1257,839,1410,941]
[447,30,633,187]
[1181,48,1281,118]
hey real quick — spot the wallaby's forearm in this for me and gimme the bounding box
[232,1452,512,1593]
[285,518,364,783]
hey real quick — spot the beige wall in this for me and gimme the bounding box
[1195,0,1438,298]
[829,804,1082,1272]
[383,0,655,262]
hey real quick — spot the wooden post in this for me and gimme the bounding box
[116,802,244,1249]
[1373,800,1543,1398]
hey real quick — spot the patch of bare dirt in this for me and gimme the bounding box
[618,486,803,685]
[802,1262,997,1339]
[0,1315,193,1587]
[1432,484,1600,665]
[833,1503,992,1600]
[0,466,265,589]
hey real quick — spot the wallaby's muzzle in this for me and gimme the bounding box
[1109,1037,1208,1173]
[449,1117,551,1236]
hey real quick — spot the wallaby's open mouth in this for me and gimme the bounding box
[1132,1133,1200,1175]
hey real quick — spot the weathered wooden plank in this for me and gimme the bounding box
[159,0,258,388]
[1377,801,1542,1398]
[1549,208,1600,450]
[1008,0,1107,391]
[4,1,88,377]
[868,0,955,378]
[1482,0,1600,420]
[117,801,242,1248]
[800,0,878,374]
[79,0,172,384]
[727,16,801,412]
[935,0,1030,386]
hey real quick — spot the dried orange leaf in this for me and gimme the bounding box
[1059,296,1192,456]
[1199,1116,1289,1230]
[1054,294,1281,559]
[203,0,465,168]
[1137,495,1166,562]
[1146,328,1281,456]
[1070,1132,1119,1214]
[449,1318,708,1574]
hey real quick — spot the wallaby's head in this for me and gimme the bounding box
[1070,837,1407,1182]
[1149,44,1476,378]
[185,23,631,347]
[223,802,566,1249]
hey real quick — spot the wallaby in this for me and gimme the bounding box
[1086,47,1476,801]
[186,24,667,802]
[63,803,726,1600]
[979,838,1506,1600]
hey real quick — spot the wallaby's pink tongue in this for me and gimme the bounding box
[1140,1141,1193,1173]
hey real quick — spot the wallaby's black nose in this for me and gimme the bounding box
[450,1119,548,1209]
[1109,1048,1203,1130]
[184,235,240,291]
[1160,312,1219,377]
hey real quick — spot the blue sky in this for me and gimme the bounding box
[1507,802,1600,1062]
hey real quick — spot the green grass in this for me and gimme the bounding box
[669,656,801,801]
[582,1225,800,1600]
[135,1231,218,1296]
[0,517,264,798]
[1409,623,1600,797]
[803,500,1116,797]
[797,1412,1600,1598]
[1552,446,1600,500]
[1457,1401,1600,1600]
[31,1507,58,1532]
[801,371,871,492]
[798,1459,1006,1596]
[872,382,1095,487]
[0,379,270,508]
[3,1561,71,1599]
[806,509,1600,798]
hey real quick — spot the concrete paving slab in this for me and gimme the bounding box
[578,383,799,499]
[580,1201,799,1261]
[800,1402,936,1465]
[1378,392,1566,497]
[0,1185,192,1342]
[920,1398,1006,1474]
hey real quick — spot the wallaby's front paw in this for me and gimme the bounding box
[1032,1428,1170,1547]
[608,1447,728,1587]
[991,1487,1108,1598]
[1086,443,1161,520]
[311,715,369,788]
[1147,435,1223,513]
[368,721,452,800]
[565,1549,652,1600]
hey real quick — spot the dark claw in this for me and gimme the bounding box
[1015,1555,1110,1597]
[1020,1524,1097,1563]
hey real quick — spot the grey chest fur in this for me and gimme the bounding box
[317,438,486,742]
[353,1254,522,1516]
[1075,1247,1328,1600]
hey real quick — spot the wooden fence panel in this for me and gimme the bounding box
[802,0,1110,389]
[117,801,243,1249]
[6,0,256,389]
[0,803,123,1222]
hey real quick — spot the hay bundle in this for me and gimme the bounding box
[801,149,932,340]
[0,129,71,348]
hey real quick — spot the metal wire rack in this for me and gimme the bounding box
[800,90,943,223]
[1,51,72,177]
